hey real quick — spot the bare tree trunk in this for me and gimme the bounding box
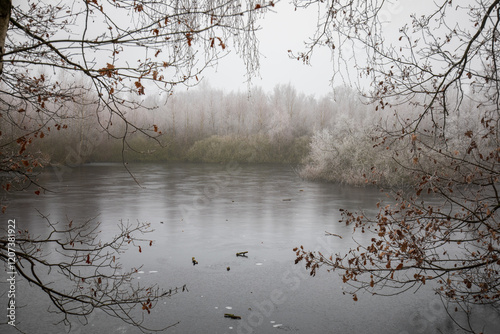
[0,0,11,76]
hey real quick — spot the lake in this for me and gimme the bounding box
[1,163,498,333]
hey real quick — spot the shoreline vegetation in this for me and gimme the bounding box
[8,83,487,188]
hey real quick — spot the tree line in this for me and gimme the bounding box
[6,79,488,190]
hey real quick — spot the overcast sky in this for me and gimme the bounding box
[202,1,333,96]
[200,1,440,97]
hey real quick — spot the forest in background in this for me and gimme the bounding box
[2,80,487,187]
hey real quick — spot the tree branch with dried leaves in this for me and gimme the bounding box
[0,212,186,333]
[0,0,275,193]
[293,1,500,332]
[0,0,273,331]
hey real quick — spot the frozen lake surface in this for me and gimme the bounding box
[2,163,498,333]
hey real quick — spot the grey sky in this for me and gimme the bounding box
[204,1,334,96]
[202,1,445,97]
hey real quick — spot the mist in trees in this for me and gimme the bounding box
[2,81,323,165]
[3,75,488,191]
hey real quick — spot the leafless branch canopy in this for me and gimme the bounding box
[0,213,185,332]
[294,1,500,332]
[0,0,275,190]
